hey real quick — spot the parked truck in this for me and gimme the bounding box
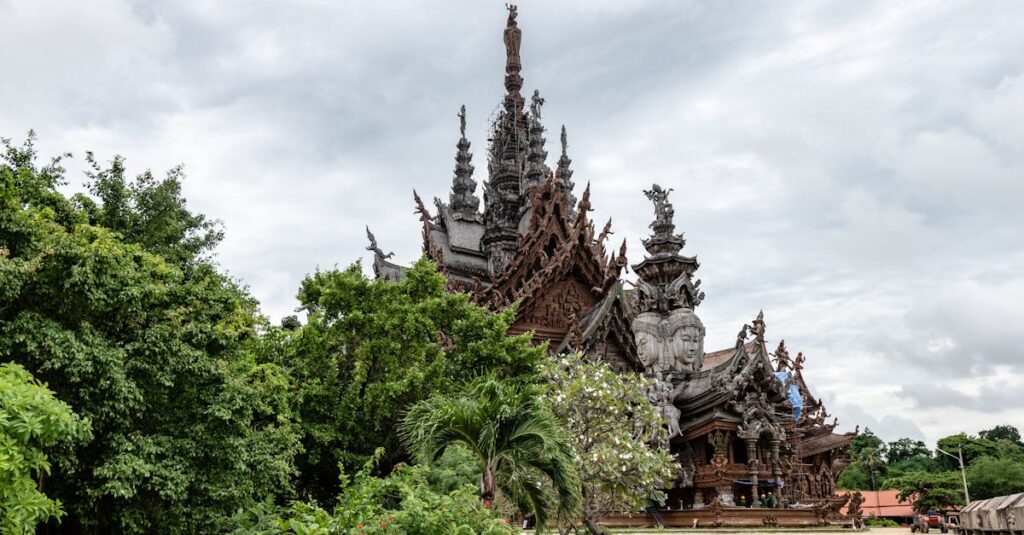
[958,493,1024,535]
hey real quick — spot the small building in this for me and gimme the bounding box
[839,490,916,524]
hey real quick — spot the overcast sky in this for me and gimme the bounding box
[3,0,1023,448]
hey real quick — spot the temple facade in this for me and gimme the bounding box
[366,5,857,525]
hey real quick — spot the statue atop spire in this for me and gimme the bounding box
[449,105,480,220]
[644,184,676,237]
[530,89,545,119]
[458,104,467,138]
[502,3,524,112]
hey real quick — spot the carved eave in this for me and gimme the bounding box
[675,331,797,438]
[475,181,622,315]
[801,431,857,458]
[554,281,640,370]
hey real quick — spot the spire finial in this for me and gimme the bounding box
[560,125,568,157]
[502,4,523,110]
[458,104,466,138]
[449,108,480,220]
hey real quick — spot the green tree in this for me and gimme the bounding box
[978,425,1022,446]
[79,151,223,269]
[887,438,931,465]
[965,456,1024,499]
[541,352,676,534]
[278,259,543,503]
[837,462,873,490]
[0,363,90,534]
[883,471,964,511]
[935,433,1000,470]
[229,449,517,534]
[400,377,580,530]
[1,134,302,532]
[850,428,888,458]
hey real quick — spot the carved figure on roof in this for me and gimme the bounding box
[530,89,545,118]
[644,184,674,229]
[651,374,682,441]
[458,104,467,137]
[365,226,394,260]
[774,340,792,371]
[794,352,806,371]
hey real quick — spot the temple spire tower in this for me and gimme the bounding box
[448,105,481,221]
[555,125,577,218]
[483,4,531,276]
[631,184,706,374]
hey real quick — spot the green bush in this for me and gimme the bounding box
[230,449,517,534]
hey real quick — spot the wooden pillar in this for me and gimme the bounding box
[747,438,760,507]
[770,439,784,507]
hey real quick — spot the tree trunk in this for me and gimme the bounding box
[481,465,496,506]
[583,515,609,535]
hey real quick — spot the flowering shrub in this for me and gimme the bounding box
[541,352,678,533]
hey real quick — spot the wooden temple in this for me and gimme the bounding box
[366,5,860,528]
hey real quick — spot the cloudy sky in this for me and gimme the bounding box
[3,0,1023,447]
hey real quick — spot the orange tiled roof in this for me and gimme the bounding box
[838,490,915,517]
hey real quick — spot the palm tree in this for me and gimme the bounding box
[399,377,580,529]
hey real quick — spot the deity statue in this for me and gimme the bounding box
[667,307,705,371]
[458,104,467,138]
[530,89,545,118]
[634,312,663,371]
[643,184,675,231]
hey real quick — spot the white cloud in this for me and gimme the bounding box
[2,0,1023,447]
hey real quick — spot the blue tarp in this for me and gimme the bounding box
[774,370,803,420]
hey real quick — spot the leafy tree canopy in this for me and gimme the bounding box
[979,425,1022,445]
[882,471,964,512]
[850,427,888,458]
[277,259,544,504]
[1,133,301,533]
[888,438,931,465]
[966,456,1024,500]
[0,363,90,534]
[935,433,1000,470]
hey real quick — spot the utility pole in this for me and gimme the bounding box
[936,446,970,504]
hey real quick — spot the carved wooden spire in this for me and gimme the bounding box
[502,4,524,115]
[449,105,480,220]
[555,125,577,217]
[483,3,530,276]
[523,90,550,193]
[632,184,703,313]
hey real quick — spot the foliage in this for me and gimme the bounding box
[277,259,543,503]
[882,471,964,511]
[540,352,676,534]
[978,425,1022,446]
[1,134,302,533]
[865,517,900,527]
[935,433,1000,470]
[0,363,90,534]
[965,456,1024,499]
[849,428,887,458]
[79,151,223,268]
[229,449,517,535]
[837,462,873,491]
[887,438,931,465]
[399,377,580,531]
